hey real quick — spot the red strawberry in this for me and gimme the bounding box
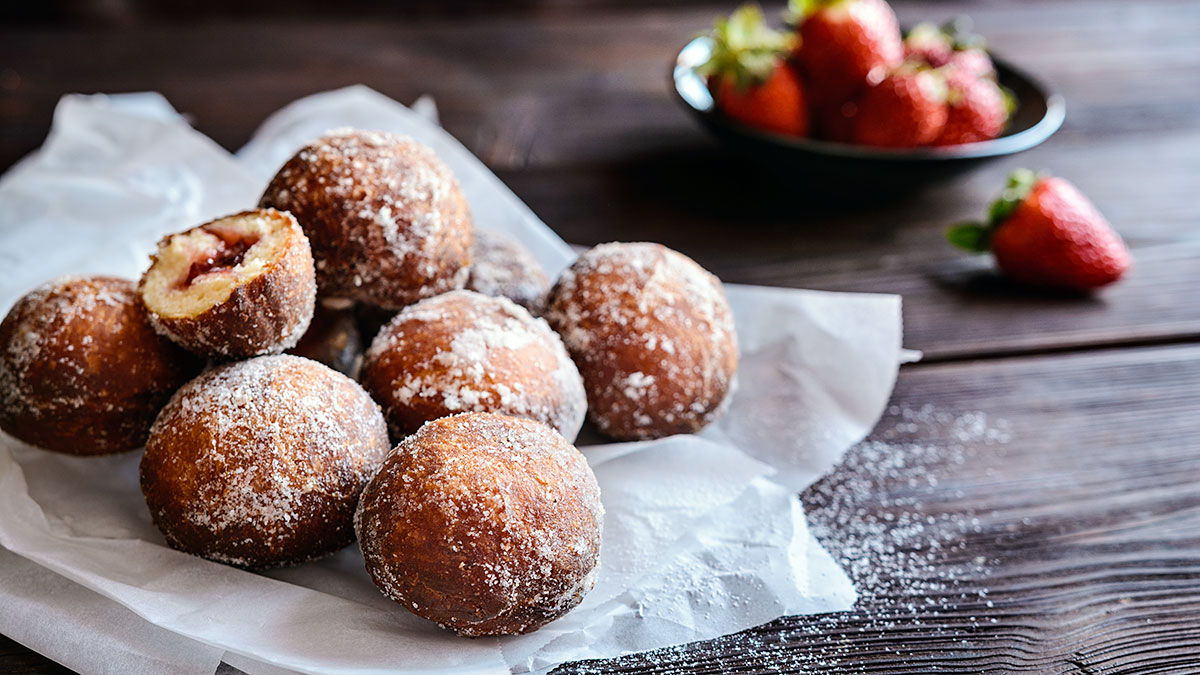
[946,47,996,84]
[903,18,996,84]
[936,76,1011,145]
[715,63,810,136]
[947,170,1132,291]
[700,4,810,136]
[852,67,948,147]
[791,0,903,107]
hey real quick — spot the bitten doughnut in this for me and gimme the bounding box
[0,276,202,455]
[287,299,362,377]
[467,229,550,313]
[260,129,474,309]
[355,412,603,636]
[139,208,316,358]
[361,290,586,441]
[140,355,390,568]
[545,242,738,440]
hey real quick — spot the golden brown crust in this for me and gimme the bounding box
[0,276,203,455]
[140,355,390,568]
[545,242,738,440]
[259,129,473,309]
[139,209,317,359]
[355,412,603,636]
[360,290,586,441]
[287,300,362,377]
[466,230,550,313]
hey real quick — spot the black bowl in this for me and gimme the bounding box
[672,36,1065,192]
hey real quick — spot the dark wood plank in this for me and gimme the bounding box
[504,164,1200,361]
[2,1,1197,359]
[554,343,1200,673]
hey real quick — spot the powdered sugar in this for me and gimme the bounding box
[545,242,737,439]
[259,129,472,309]
[560,407,1011,673]
[1,276,200,454]
[355,412,603,636]
[362,290,586,441]
[466,229,550,313]
[142,354,390,568]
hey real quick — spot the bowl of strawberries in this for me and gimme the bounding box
[673,1,1065,190]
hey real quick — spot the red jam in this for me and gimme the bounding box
[182,228,259,286]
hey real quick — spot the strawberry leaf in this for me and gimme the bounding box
[699,3,793,88]
[987,168,1038,226]
[946,222,992,253]
[785,0,815,24]
[999,83,1018,117]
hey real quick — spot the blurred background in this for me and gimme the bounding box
[2,0,1197,359]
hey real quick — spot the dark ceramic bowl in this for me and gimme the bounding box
[672,36,1066,191]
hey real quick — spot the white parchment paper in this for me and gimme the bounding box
[0,87,902,675]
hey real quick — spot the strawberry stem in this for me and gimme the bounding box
[699,3,793,90]
[946,222,991,253]
[946,169,1042,253]
[987,168,1038,226]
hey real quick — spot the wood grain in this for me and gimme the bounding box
[554,343,1200,673]
[12,344,1200,672]
[2,1,1196,359]
[2,0,1200,672]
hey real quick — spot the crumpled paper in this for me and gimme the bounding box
[0,86,902,675]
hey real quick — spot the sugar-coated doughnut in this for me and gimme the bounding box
[0,276,202,455]
[139,208,316,358]
[355,412,603,636]
[545,242,738,440]
[259,129,473,310]
[140,355,390,568]
[467,229,550,313]
[361,290,585,441]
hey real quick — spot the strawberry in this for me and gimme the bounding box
[852,66,948,147]
[945,47,996,85]
[904,18,996,84]
[790,0,903,107]
[936,76,1012,145]
[947,170,1132,291]
[714,63,810,137]
[699,4,810,136]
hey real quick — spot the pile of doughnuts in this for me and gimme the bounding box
[0,129,738,636]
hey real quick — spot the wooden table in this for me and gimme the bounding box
[3,1,1199,671]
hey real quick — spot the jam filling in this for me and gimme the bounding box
[182,228,260,286]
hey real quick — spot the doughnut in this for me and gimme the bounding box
[139,208,316,359]
[545,242,738,440]
[140,355,390,568]
[360,290,585,441]
[355,412,603,636]
[287,299,362,377]
[0,276,202,455]
[466,229,550,313]
[259,129,473,310]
